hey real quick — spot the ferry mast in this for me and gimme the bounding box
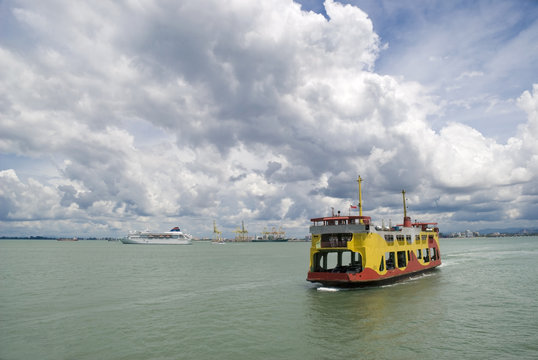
[402,190,407,218]
[357,175,363,217]
[402,189,412,227]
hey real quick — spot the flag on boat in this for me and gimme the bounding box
[170,227,180,231]
[350,204,358,211]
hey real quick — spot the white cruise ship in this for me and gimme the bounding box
[121,227,193,245]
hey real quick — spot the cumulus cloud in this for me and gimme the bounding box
[1,0,537,237]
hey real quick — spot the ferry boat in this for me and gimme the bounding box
[307,176,441,287]
[121,227,192,245]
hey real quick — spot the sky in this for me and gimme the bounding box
[1,0,538,238]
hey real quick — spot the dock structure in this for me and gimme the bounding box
[261,226,286,240]
[233,220,249,242]
[213,220,222,241]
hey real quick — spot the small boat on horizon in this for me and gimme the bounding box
[121,227,192,245]
[307,175,442,287]
[57,237,78,241]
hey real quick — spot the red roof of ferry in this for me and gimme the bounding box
[310,215,371,222]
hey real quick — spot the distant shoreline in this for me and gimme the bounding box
[440,233,538,239]
[3,234,538,241]
[0,236,120,241]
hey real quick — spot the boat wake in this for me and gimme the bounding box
[314,271,440,291]
[317,286,344,292]
[379,271,438,288]
[437,261,451,268]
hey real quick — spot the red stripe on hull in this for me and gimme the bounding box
[307,260,441,287]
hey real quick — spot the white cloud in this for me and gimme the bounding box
[1,0,538,237]
[455,71,484,81]
[0,169,85,237]
[515,84,538,177]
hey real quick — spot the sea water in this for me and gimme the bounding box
[1,237,537,359]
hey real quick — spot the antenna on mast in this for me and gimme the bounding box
[402,189,411,227]
[402,189,407,218]
[357,175,363,217]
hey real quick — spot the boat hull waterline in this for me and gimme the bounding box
[307,258,441,287]
[120,238,192,245]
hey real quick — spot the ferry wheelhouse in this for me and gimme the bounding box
[307,176,441,287]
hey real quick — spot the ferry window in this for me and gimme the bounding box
[327,251,338,269]
[421,235,427,241]
[397,251,407,268]
[423,248,429,262]
[385,252,395,270]
[312,252,325,271]
[352,252,363,272]
[431,248,437,260]
[417,249,422,259]
[343,251,362,273]
[406,235,412,243]
[313,251,362,273]
[341,251,350,267]
[379,256,384,271]
[321,233,351,248]
[384,234,394,242]
[407,250,410,261]
[316,252,337,271]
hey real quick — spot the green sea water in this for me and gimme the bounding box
[1,237,537,360]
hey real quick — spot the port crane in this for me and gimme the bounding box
[213,220,222,242]
[233,220,248,241]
